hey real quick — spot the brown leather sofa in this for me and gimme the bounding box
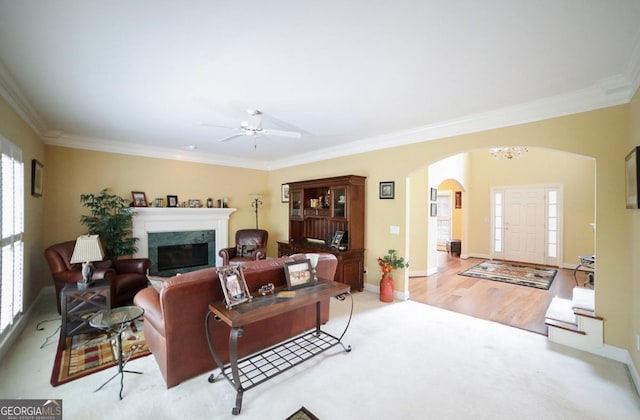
[218,229,268,265]
[133,253,338,388]
[45,240,151,314]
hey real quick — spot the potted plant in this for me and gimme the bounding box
[80,188,138,260]
[377,249,409,302]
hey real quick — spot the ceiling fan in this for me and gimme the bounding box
[202,109,302,143]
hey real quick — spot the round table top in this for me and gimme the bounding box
[89,305,144,329]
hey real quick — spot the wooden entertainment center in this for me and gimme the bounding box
[277,175,366,291]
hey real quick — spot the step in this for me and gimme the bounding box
[545,296,577,325]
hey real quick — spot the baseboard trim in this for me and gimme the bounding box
[586,344,640,396]
[0,286,54,362]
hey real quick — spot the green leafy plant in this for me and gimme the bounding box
[80,188,138,260]
[377,249,409,276]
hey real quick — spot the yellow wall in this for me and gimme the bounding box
[0,97,46,303]
[42,146,270,247]
[466,148,595,260]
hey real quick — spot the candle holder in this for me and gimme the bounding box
[306,253,319,282]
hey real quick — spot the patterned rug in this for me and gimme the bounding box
[50,318,150,387]
[459,261,557,290]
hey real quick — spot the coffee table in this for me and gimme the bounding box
[89,305,144,399]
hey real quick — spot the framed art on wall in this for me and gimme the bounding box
[455,191,462,209]
[430,202,438,217]
[31,159,43,197]
[626,146,640,209]
[281,183,289,202]
[379,181,394,199]
[430,187,437,202]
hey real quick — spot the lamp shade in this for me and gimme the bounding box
[70,235,105,264]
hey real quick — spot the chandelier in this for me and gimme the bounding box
[490,146,528,160]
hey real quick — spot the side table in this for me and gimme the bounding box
[90,306,145,400]
[60,279,111,349]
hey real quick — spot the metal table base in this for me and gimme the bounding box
[206,291,352,415]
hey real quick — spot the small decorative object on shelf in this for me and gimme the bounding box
[306,253,320,281]
[258,283,275,296]
[377,249,408,303]
[166,195,178,207]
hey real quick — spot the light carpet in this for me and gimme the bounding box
[1,289,639,419]
[459,260,557,289]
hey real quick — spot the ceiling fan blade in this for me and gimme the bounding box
[262,129,302,138]
[199,122,237,130]
[218,134,244,142]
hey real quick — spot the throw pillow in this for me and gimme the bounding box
[242,244,258,257]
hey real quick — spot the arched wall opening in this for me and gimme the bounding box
[405,147,596,304]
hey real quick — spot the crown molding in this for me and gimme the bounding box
[0,62,47,136]
[268,80,634,170]
[42,133,271,170]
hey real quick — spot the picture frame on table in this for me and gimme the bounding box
[31,159,44,197]
[626,146,640,209]
[188,199,202,208]
[166,195,178,207]
[217,265,252,309]
[379,181,394,199]
[330,230,345,249]
[284,259,314,290]
[281,183,290,203]
[131,191,148,207]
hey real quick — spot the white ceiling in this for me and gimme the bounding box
[1,1,639,170]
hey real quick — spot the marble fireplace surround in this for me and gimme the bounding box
[131,207,236,267]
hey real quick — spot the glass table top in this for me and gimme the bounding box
[90,306,144,329]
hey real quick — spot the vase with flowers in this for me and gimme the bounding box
[377,249,409,302]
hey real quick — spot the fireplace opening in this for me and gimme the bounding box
[158,243,209,271]
[148,230,215,276]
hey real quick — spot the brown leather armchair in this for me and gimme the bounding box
[45,240,151,314]
[218,229,268,265]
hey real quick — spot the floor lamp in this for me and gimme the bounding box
[250,194,263,229]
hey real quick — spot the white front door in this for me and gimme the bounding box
[503,187,546,264]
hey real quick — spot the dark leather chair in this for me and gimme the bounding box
[45,240,151,314]
[218,229,268,265]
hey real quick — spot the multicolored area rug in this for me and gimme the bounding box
[459,261,557,290]
[50,319,150,387]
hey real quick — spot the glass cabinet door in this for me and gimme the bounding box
[290,190,303,219]
[332,187,346,218]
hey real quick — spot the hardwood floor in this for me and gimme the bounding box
[409,252,584,335]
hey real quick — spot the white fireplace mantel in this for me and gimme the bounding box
[132,207,236,267]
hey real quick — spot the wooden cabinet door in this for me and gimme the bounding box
[330,186,347,219]
[290,189,303,220]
